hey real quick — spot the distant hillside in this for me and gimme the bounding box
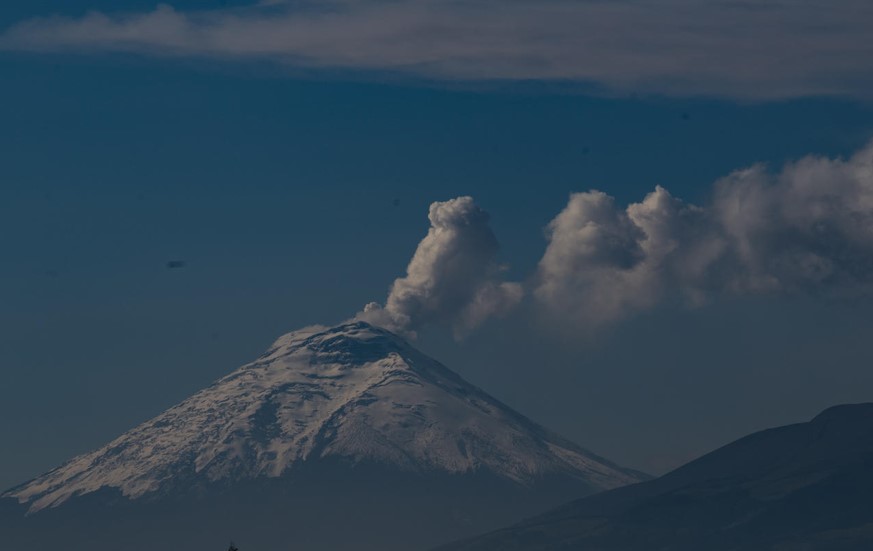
[438,403,873,551]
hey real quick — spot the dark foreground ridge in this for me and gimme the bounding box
[437,402,873,551]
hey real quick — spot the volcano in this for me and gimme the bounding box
[2,321,643,551]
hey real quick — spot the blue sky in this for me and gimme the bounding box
[2,0,873,490]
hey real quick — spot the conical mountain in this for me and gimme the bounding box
[2,321,643,551]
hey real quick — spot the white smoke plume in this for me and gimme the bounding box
[359,196,522,338]
[535,141,873,328]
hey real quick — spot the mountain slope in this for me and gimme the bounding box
[438,403,873,551]
[2,321,643,550]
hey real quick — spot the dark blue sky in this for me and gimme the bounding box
[2,0,873,490]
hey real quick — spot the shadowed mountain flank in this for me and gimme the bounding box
[438,403,873,551]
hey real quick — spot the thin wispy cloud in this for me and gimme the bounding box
[2,0,873,99]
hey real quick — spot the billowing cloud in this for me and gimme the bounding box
[2,1,873,99]
[358,196,522,338]
[714,144,873,293]
[535,141,873,328]
[535,187,711,328]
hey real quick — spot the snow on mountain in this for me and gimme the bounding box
[5,322,641,513]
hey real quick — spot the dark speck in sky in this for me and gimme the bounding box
[166,260,187,269]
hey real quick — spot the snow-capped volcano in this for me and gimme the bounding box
[7,322,639,514]
[7,322,637,512]
[3,321,645,551]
